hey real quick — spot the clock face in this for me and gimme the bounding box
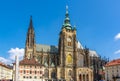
[67,37,71,42]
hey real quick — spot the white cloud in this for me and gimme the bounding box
[0,48,24,65]
[115,33,120,40]
[8,47,24,61]
[0,57,10,64]
[114,50,120,54]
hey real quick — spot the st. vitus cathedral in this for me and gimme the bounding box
[23,6,93,81]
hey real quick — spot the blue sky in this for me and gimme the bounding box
[0,0,120,64]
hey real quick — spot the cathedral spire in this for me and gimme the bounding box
[62,5,72,29]
[26,16,35,48]
[24,16,35,59]
[29,16,34,30]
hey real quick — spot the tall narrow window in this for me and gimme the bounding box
[24,70,26,74]
[30,71,32,74]
[83,75,85,81]
[44,69,49,78]
[79,74,82,81]
[35,71,37,74]
[86,74,89,81]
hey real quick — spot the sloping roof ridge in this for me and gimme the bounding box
[77,40,84,49]
[105,58,120,67]
[112,58,120,62]
[19,58,43,65]
[89,50,99,57]
[0,62,12,69]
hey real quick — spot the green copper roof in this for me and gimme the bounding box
[62,6,72,29]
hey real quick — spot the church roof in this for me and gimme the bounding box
[77,41,83,49]
[36,44,58,53]
[89,50,99,57]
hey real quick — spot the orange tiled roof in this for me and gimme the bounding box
[105,59,120,67]
[19,58,43,66]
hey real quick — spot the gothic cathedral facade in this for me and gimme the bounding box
[21,7,93,81]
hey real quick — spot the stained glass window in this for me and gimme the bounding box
[66,54,72,64]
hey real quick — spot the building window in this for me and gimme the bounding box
[34,76,37,79]
[24,70,26,74]
[20,70,22,73]
[30,70,32,74]
[30,76,32,79]
[35,71,37,74]
[23,76,25,78]
[40,71,42,74]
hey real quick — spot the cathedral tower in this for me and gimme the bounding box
[24,16,36,59]
[58,6,77,80]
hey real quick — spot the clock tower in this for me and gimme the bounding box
[58,6,77,80]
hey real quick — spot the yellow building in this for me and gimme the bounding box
[14,6,93,81]
[105,59,120,81]
[0,62,13,81]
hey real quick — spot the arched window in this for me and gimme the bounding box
[86,74,89,81]
[68,70,72,76]
[83,74,85,81]
[79,74,82,81]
